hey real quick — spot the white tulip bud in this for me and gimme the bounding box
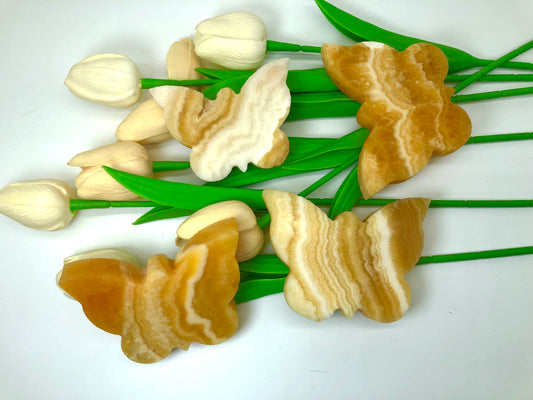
[116,99,172,145]
[64,53,142,108]
[116,38,204,145]
[68,142,152,201]
[0,179,76,231]
[193,12,267,70]
[176,200,264,262]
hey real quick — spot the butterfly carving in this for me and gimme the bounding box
[58,219,240,363]
[322,42,472,199]
[263,190,430,322]
[150,58,291,182]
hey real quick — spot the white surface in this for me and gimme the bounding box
[1,1,532,399]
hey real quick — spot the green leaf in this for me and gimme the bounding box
[239,254,290,275]
[202,74,250,100]
[205,136,341,188]
[286,68,338,92]
[285,128,368,167]
[287,100,360,121]
[313,0,524,73]
[206,165,304,188]
[327,163,362,219]
[291,91,352,103]
[133,206,194,225]
[198,67,339,93]
[103,167,266,210]
[235,277,286,304]
[283,149,359,171]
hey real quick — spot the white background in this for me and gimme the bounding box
[1,0,532,399]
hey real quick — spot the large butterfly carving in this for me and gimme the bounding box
[322,42,472,199]
[58,219,240,363]
[263,190,430,323]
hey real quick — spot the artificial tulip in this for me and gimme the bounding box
[193,12,267,70]
[68,142,152,201]
[64,53,142,108]
[0,179,76,231]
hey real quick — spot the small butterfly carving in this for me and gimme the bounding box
[151,58,291,182]
[322,42,472,199]
[263,190,430,323]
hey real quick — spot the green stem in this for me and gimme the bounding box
[152,161,190,172]
[266,40,322,53]
[466,132,533,144]
[140,78,218,89]
[69,199,158,212]
[300,155,357,197]
[454,39,533,94]
[452,86,533,103]
[356,199,533,208]
[70,196,533,214]
[235,245,533,303]
[476,59,533,72]
[417,245,533,265]
[445,74,533,83]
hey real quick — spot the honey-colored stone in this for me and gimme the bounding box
[58,219,240,363]
[263,190,430,322]
[322,42,472,199]
[149,58,291,182]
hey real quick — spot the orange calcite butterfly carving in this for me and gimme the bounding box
[58,219,240,363]
[322,42,472,199]
[263,190,430,322]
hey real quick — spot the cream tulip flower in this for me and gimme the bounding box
[68,142,152,201]
[0,179,76,231]
[193,12,267,70]
[116,38,203,144]
[65,53,142,108]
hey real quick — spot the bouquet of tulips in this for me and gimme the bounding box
[1,0,532,365]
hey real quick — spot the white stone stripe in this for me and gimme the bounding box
[370,212,410,314]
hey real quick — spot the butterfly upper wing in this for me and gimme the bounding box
[58,257,142,335]
[357,197,430,322]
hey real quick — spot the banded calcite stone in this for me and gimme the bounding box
[322,42,472,199]
[263,190,430,322]
[58,219,240,363]
[150,58,291,182]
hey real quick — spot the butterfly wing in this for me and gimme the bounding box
[358,197,430,322]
